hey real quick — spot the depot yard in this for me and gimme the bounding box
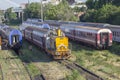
[1,23,120,80]
[20,40,120,80]
[0,40,120,80]
[19,40,74,80]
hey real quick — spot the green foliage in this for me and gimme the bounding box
[81,9,98,22]
[71,41,120,79]
[0,10,4,15]
[81,3,120,25]
[86,0,94,9]
[73,6,87,12]
[24,3,41,19]
[97,4,120,23]
[24,1,78,21]
[4,8,21,24]
[66,70,86,80]
[112,0,120,6]
[86,0,115,9]
[26,63,41,78]
[0,10,4,23]
[5,8,17,21]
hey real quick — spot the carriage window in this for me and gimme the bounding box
[112,32,114,36]
[12,35,19,43]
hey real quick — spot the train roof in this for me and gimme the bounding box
[76,26,101,30]
[25,26,49,33]
[106,25,120,28]
[76,26,112,33]
[25,26,59,37]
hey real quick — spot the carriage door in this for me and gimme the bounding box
[100,33,109,46]
[12,35,19,44]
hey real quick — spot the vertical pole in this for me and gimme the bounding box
[41,0,43,22]
[21,12,23,23]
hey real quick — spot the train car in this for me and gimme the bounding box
[23,26,71,59]
[60,25,112,49]
[0,24,22,50]
[105,25,120,42]
[76,22,120,42]
[19,20,50,35]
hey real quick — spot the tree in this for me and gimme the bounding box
[81,3,120,25]
[81,9,98,22]
[24,1,78,21]
[0,10,4,23]
[112,0,120,6]
[86,0,114,9]
[5,8,17,23]
[44,0,78,21]
[97,4,120,23]
[86,0,94,9]
[24,3,41,19]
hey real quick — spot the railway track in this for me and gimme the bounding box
[0,50,31,80]
[19,50,45,80]
[0,64,3,80]
[58,60,104,80]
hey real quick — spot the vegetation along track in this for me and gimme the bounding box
[0,50,31,80]
[58,60,104,80]
[19,50,46,80]
[0,64,4,80]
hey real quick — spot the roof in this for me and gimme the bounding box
[0,0,20,10]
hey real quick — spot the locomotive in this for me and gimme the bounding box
[23,26,71,59]
[0,24,22,50]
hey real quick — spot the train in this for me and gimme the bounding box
[0,24,22,50]
[23,26,71,59]
[20,19,113,49]
[45,20,120,43]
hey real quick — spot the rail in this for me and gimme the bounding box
[58,60,104,80]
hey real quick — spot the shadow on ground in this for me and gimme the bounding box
[108,42,120,56]
[17,39,53,64]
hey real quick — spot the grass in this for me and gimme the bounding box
[71,41,120,80]
[20,39,119,80]
[0,50,31,80]
[7,23,20,29]
[26,63,41,79]
[19,40,52,79]
[20,40,120,80]
[65,70,86,80]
